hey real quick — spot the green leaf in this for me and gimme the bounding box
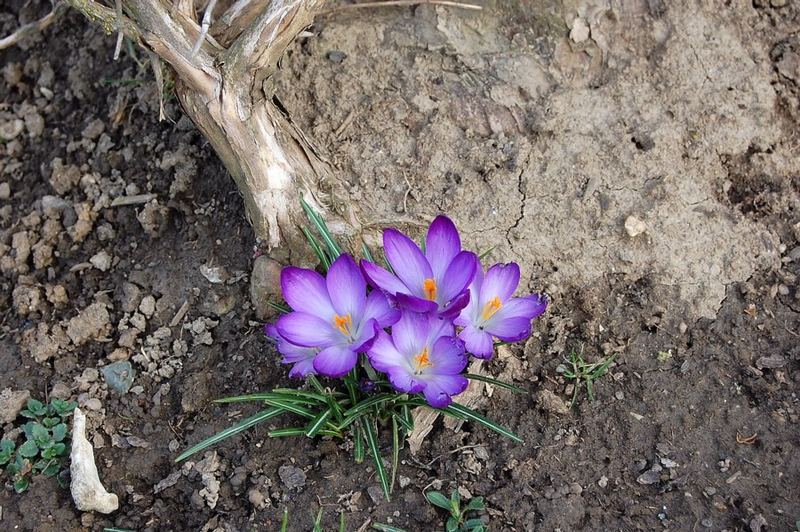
[445,516,458,532]
[464,519,485,531]
[440,403,523,443]
[262,398,317,419]
[306,408,333,438]
[313,507,324,532]
[267,427,307,438]
[302,226,332,270]
[0,439,14,465]
[42,416,60,428]
[27,398,45,414]
[425,491,451,511]
[361,242,376,263]
[215,391,327,406]
[390,416,399,495]
[466,497,485,511]
[42,461,60,477]
[13,476,30,493]
[31,423,50,442]
[50,399,76,417]
[18,439,39,458]
[52,423,68,443]
[342,393,395,418]
[478,245,496,261]
[339,511,346,532]
[266,300,292,314]
[353,423,365,464]
[300,198,342,260]
[175,408,285,462]
[361,417,389,501]
[464,373,528,394]
[280,508,289,532]
[372,524,408,532]
[451,488,461,509]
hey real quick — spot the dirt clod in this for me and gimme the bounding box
[0,388,30,424]
[67,302,111,346]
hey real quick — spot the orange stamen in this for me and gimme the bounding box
[481,296,503,321]
[414,347,433,373]
[423,278,437,301]
[333,313,353,336]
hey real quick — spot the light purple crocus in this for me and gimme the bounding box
[276,254,400,378]
[264,324,318,378]
[361,216,477,319]
[455,262,548,359]
[367,312,468,408]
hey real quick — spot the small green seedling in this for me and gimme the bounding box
[425,488,487,532]
[559,348,616,407]
[1,397,76,493]
[280,507,346,532]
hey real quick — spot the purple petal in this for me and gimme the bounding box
[490,294,548,323]
[361,260,408,296]
[479,263,520,306]
[459,325,494,358]
[389,311,428,357]
[383,228,433,294]
[276,312,338,347]
[425,215,461,279]
[281,267,335,320]
[428,336,467,374]
[386,367,426,394]
[422,375,469,408]
[484,316,532,343]
[439,290,471,320]
[367,330,408,372]
[437,251,478,305]
[326,254,366,318]
[362,290,400,328]
[312,345,359,378]
[395,293,439,314]
[287,357,317,378]
[351,319,379,352]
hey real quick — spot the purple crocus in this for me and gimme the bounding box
[455,262,548,359]
[361,216,477,318]
[367,312,468,408]
[275,254,400,378]
[265,324,318,378]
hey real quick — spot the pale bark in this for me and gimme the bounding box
[65,0,338,259]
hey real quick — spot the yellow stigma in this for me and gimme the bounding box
[481,296,503,321]
[413,347,433,373]
[423,278,437,301]
[333,313,353,336]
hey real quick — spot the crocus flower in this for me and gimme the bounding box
[367,312,468,408]
[455,262,548,359]
[276,254,400,378]
[264,324,318,378]
[361,215,477,318]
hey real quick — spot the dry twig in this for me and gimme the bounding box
[0,4,65,50]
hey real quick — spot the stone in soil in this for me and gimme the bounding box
[67,302,111,346]
[0,388,30,424]
[278,465,306,490]
[101,361,135,394]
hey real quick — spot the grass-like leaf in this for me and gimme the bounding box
[302,226,331,270]
[372,524,408,532]
[306,408,333,437]
[478,246,496,261]
[362,242,376,263]
[175,408,284,462]
[215,392,325,406]
[342,393,395,417]
[263,398,318,419]
[464,373,528,394]
[361,417,389,500]
[390,416,399,494]
[441,403,523,443]
[353,422,365,463]
[425,490,451,510]
[266,301,291,314]
[300,198,342,260]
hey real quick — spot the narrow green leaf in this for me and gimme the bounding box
[175,408,285,462]
[313,507,324,532]
[266,301,291,314]
[263,398,317,419]
[361,242,376,263]
[353,423,365,464]
[306,409,333,438]
[268,427,307,438]
[441,403,523,443]
[478,245,496,261]
[390,416,399,495]
[342,393,395,417]
[361,417,389,500]
[425,491,451,511]
[372,524,408,532]
[215,391,326,406]
[302,226,331,270]
[339,511,346,532]
[18,440,39,458]
[280,508,289,532]
[300,198,342,260]
[451,487,461,510]
[393,413,413,434]
[465,373,528,394]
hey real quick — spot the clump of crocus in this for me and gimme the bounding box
[178,204,548,502]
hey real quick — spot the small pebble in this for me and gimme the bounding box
[598,476,608,488]
[0,182,10,200]
[83,398,102,411]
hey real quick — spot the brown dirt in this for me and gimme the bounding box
[1,0,798,531]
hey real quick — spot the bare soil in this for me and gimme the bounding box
[1,1,798,531]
